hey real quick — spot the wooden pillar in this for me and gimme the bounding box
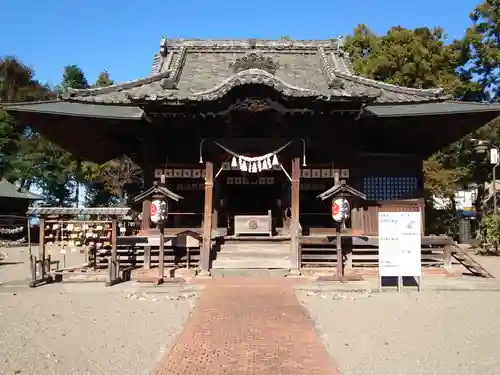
[443,244,453,271]
[38,217,46,279]
[200,161,213,277]
[107,216,118,285]
[141,200,152,231]
[158,224,165,281]
[289,158,301,275]
[141,166,154,232]
[143,245,151,269]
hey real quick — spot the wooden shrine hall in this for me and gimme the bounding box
[4,37,500,276]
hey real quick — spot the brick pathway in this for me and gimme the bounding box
[155,278,339,375]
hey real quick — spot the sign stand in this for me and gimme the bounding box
[379,274,422,293]
[378,212,422,293]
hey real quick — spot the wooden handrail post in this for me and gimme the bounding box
[289,157,301,276]
[199,161,213,277]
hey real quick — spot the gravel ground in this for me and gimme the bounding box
[0,247,195,375]
[299,256,500,375]
[0,245,85,285]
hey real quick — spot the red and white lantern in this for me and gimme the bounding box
[150,199,168,223]
[331,198,350,222]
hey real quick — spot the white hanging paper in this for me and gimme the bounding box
[231,156,237,168]
[272,154,279,166]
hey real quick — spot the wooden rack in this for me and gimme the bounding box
[26,207,131,287]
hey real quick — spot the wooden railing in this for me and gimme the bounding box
[299,235,451,269]
[351,199,425,235]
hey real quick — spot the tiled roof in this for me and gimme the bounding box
[317,183,366,201]
[0,179,41,200]
[26,207,131,216]
[133,185,184,202]
[64,38,445,105]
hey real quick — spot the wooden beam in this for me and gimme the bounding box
[106,216,119,286]
[290,157,301,275]
[200,161,214,276]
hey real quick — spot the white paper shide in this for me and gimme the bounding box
[378,212,421,277]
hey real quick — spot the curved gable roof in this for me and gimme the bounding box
[64,38,445,105]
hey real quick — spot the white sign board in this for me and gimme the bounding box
[490,148,499,165]
[378,212,421,277]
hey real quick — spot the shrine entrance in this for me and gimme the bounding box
[217,171,286,233]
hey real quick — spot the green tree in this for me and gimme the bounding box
[83,70,117,206]
[95,71,114,88]
[465,0,500,101]
[343,25,482,99]
[343,25,486,235]
[61,64,88,90]
[0,56,54,187]
[58,65,90,206]
[84,156,141,205]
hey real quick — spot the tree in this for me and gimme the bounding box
[465,0,500,101]
[58,65,90,206]
[89,156,141,205]
[343,24,488,235]
[0,56,55,186]
[82,70,116,206]
[95,71,114,88]
[61,65,88,90]
[343,25,482,100]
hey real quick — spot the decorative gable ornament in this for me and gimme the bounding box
[229,52,280,75]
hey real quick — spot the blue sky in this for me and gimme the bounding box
[0,0,480,87]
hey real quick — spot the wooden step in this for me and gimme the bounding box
[212,259,291,269]
[223,235,291,242]
[452,244,494,278]
[219,245,290,254]
[216,252,290,261]
[211,268,290,277]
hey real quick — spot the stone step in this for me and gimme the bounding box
[216,252,291,261]
[212,259,292,269]
[211,268,290,278]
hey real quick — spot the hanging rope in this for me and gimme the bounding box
[214,141,292,173]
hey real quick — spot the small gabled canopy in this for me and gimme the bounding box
[133,184,183,203]
[317,182,366,201]
[0,179,41,200]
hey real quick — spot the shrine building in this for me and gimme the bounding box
[4,38,500,275]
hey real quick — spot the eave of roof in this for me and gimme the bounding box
[365,101,500,117]
[0,179,42,200]
[3,99,499,120]
[1,101,144,120]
